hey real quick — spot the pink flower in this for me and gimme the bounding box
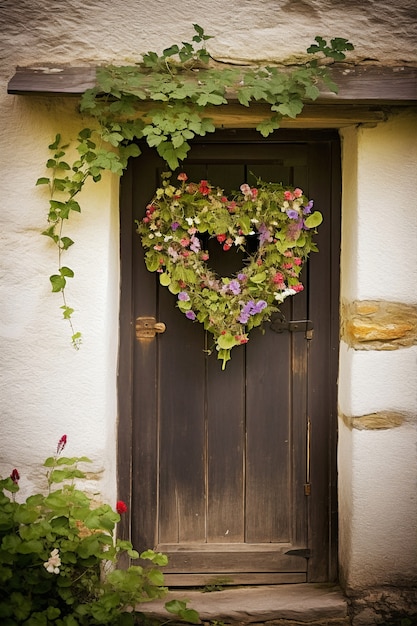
[293,188,303,198]
[116,500,128,514]
[10,468,20,484]
[177,172,188,181]
[294,257,302,266]
[292,283,304,292]
[240,183,251,196]
[273,272,284,284]
[57,435,67,455]
[284,190,294,201]
[250,188,258,199]
[201,253,209,261]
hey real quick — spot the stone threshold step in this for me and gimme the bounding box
[138,583,349,625]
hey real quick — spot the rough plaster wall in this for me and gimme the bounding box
[0,0,416,69]
[338,112,417,590]
[0,94,120,502]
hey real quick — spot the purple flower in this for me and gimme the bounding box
[252,300,267,314]
[258,223,273,245]
[223,279,241,295]
[286,209,299,220]
[303,200,314,215]
[190,235,201,253]
[237,273,247,281]
[171,221,180,231]
[178,291,190,301]
[238,312,250,324]
[238,300,267,324]
[186,310,196,320]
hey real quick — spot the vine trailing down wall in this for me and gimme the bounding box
[36,25,353,352]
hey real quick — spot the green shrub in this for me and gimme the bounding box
[0,436,199,625]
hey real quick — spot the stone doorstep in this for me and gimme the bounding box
[138,584,349,625]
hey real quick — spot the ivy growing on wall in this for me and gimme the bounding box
[37,25,353,346]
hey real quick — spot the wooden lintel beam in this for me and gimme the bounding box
[206,103,388,128]
[7,64,417,106]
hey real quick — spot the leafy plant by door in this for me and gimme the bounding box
[36,25,353,346]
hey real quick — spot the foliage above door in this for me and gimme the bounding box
[35,24,353,346]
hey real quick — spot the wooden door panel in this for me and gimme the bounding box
[120,131,341,584]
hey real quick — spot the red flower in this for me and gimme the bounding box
[10,469,20,484]
[223,244,231,251]
[216,234,227,243]
[116,500,128,514]
[199,180,210,196]
[57,435,67,455]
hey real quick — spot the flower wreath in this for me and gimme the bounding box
[137,172,323,369]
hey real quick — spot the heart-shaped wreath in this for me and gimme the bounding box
[137,172,323,369]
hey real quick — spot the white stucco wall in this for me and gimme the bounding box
[338,112,417,590]
[0,0,416,594]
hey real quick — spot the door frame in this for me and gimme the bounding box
[117,129,341,582]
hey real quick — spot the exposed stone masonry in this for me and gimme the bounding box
[340,410,409,430]
[341,300,417,350]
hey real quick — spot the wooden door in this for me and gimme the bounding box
[118,130,340,586]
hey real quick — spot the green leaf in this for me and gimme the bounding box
[165,599,187,615]
[159,273,171,286]
[50,274,66,292]
[60,266,74,278]
[140,549,168,566]
[179,608,201,624]
[163,44,179,57]
[217,333,238,350]
[36,177,50,185]
[60,237,74,250]
[250,272,267,284]
[304,211,323,228]
[147,568,165,586]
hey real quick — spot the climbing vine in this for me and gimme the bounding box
[36,25,353,346]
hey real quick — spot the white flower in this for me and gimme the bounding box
[234,236,245,246]
[185,217,194,225]
[164,235,173,242]
[43,548,61,574]
[274,288,296,303]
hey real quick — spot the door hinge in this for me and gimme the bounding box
[305,416,311,496]
[285,548,311,559]
[270,314,314,339]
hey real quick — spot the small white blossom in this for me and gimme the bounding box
[185,217,194,225]
[43,548,61,575]
[234,236,245,246]
[274,288,296,303]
